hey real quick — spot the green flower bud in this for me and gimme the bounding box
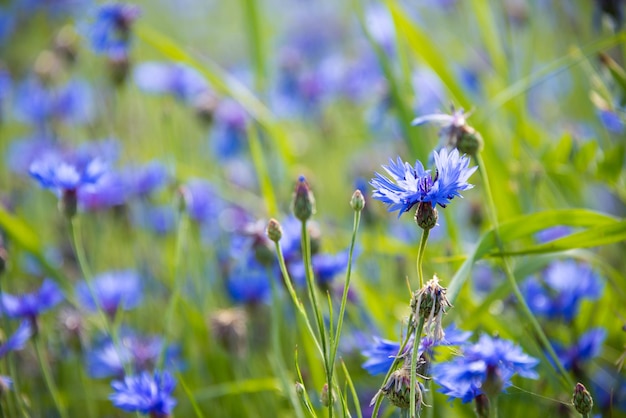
[292,176,316,222]
[572,382,593,415]
[350,189,365,212]
[456,125,484,156]
[474,393,490,418]
[266,218,283,243]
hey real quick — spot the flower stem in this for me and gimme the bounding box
[33,335,68,418]
[409,317,426,418]
[474,152,573,390]
[416,229,430,289]
[370,314,415,418]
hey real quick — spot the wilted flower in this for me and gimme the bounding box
[411,276,451,342]
[110,370,176,417]
[371,148,476,217]
[370,365,425,411]
[412,106,483,154]
[75,270,143,318]
[209,308,248,358]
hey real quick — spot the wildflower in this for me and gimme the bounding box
[0,321,33,358]
[412,106,483,154]
[0,279,64,323]
[292,176,316,222]
[572,382,593,415]
[432,334,538,403]
[75,270,143,318]
[131,203,177,235]
[521,260,603,322]
[209,99,249,159]
[370,365,425,411]
[133,61,209,103]
[78,171,128,211]
[266,218,283,243]
[84,3,140,57]
[179,178,222,224]
[362,324,471,376]
[226,260,271,305]
[411,276,451,342]
[121,161,169,198]
[350,189,365,212]
[370,148,476,217]
[554,328,606,371]
[110,370,176,417]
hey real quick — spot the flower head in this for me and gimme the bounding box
[554,327,606,371]
[371,148,476,217]
[0,321,33,358]
[84,3,140,57]
[29,154,107,194]
[432,334,538,403]
[75,270,142,318]
[0,279,63,320]
[412,106,483,154]
[110,370,176,417]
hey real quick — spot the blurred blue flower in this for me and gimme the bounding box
[5,135,57,175]
[75,270,142,317]
[290,250,352,288]
[29,154,107,195]
[13,78,94,127]
[362,324,472,376]
[84,2,140,56]
[78,171,128,211]
[371,148,476,216]
[210,99,249,159]
[110,370,176,416]
[131,203,177,235]
[0,279,63,319]
[554,327,606,371]
[180,178,221,224]
[535,226,571,243]
[432,334,538,402]
[133,61,208,103]
[87,330,181,378]
[122,161,169,198]
[0,8,17,46]
[0,65,10,114]
[592,368,626,413]
[521,260,603,322]
[226,260,270,305]
[0,321,33,358]
[598,108,624,134]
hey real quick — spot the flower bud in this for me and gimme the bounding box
[474,393,490,418]
[350,189,365,212]
[320,383,332,407]
[415,201,438,230]
[456,125,484,155]
[292,176,316,222]
[108,53,131,86]
[572,382,593,415]
[266,218,283,243]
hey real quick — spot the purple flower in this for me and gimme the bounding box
[87,330,181,378]
[29,154,107,194]
[110,370,176,417]
[521,260,603,322]
[361,324,472,376]
[0,279,63,319]
[133,62,209,103]
[554,328,606,371]
[432,334,538,403]
[0,321,33,358]
[84,3,140,57]
[371,148,476,216]
[75,270,142,317]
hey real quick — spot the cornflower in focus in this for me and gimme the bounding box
[370,148,476,218]
[432,334,538,404]
[110,370,176,417]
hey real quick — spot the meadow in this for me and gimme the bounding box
[0,1,625,417]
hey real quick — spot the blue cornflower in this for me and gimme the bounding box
[554,327,606,371]
[87,330,181,378]
[432,334,538,403]
[75,270,142,318]
[521,260,603,322]
[210,99,249,159]
[179,178,222,224]
[371,148,476,217]
[121,161,170,198]
[362,324,472,376]
[84,3,140,57]
[0,321,33,358]
[79,171,128,211]
[110,370,176,417]
[226,260,271,305]
[133,62,209,103]
[0,279,63,320]
[535,226,571,243]
[598,109,624,134]
[290,249,354,289]
[29,154,107,195]
[131,203,177,235]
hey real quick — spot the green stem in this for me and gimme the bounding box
[330,210,362,388]
[300,221,332,417]
[241,0,266,93]
[409,317,426,418]
[370,314,415,418]
[33,335,68,418]
[78,357,97,418]
[158,211,189,370]
[474,153,574,390]
[416,229,430,289]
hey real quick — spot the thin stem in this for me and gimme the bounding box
[300,221,332,417]
[370,314,415,418]
[409,317,426,418]
[474,153,574,390]
[158,211,189,370]
[416,229,430,289]
[330,210,362,388]
[273,240,323,357]
[33,335,68,418]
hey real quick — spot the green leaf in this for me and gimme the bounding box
[447,209,619,303]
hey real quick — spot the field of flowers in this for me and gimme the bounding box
[1,1,625,417]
